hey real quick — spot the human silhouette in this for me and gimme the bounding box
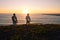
[12,13,17,26]
[26,13,31,24]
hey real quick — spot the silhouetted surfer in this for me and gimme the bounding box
[26,13,31,24]
[12,13,17,26]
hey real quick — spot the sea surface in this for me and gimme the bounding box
[0,13,60,25]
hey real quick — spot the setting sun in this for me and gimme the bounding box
[22,9,30,14]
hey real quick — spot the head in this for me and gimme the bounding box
[27,13,29,16]
[13,13,15,16]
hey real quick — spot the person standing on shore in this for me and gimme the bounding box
[26,13,31,24]
[12,13,17,26]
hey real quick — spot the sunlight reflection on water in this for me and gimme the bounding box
[0,14,60,25]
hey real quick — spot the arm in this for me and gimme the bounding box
[26,16,27,20]
[29,17,31,21]
[15,16,17,23]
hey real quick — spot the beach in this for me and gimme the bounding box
[0,0,60,40]
[0,24,60,40]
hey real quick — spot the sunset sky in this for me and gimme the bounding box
[0,0,60,14]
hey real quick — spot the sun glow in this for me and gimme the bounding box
[22,9,30,14]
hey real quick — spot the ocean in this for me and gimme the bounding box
[0,13,60,25]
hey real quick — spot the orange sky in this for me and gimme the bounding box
[0,0,60,14]
[0,9,60,14]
